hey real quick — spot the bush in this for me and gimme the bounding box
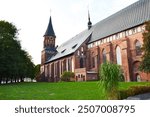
[99,62,122,99]
[61,71,75,82]
[119,86,150,99]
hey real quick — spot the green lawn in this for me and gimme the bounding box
[0,82,150,100]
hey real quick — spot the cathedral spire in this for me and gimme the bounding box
[44,16,56,37]
[88,10,92,30]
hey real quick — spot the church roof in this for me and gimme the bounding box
[46,29,93,63]
[44,16,56,37]
[46,0,150,63]
[90,0,150,43]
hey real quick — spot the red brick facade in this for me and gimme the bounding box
[41,24,150,82]
[87,25,150,82]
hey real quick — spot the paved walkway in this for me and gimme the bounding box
[126,93,150,100]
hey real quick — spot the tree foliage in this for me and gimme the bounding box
[140,21,150,73]
[99,62,122,99]
[61,71,75,82]
[0,20,35,84]
[34,64,41,81]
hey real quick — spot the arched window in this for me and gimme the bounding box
[116,46,122,65]
[80,58,84,68]
[92,57,95,68]
[77,50,80,56]
[102,49,107,63]
[135,40,142,56]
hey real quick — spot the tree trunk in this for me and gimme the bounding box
[21,77,24,82]
[6,78,8,84]
[11,78,13,83]
[0,78,1,85]
[14,78,16,83]
[17,78,19,83]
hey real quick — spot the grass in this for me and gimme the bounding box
[0,82,150,100]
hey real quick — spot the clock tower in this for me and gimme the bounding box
[41,16,57,64]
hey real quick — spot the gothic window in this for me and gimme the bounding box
[102,49,107,63]
[67,58,71,71]
[132,28,137,34]
[77,50,80,56]
[88,44,90,48]
[116,34,119,39]
[122,32,126,37]
[116,46,122,65]
[49,64,51,77]
[113,35,116,40]
[125,31,129,36]
[81,47,84,52]
[110,36,113,41]
[61,61,63,73]
[129,30,132,35]
[120,32,123,38]
[137,26,142,32]
[92,57,95,68]
[104,39,106,43]
[45,66,48,77]
[106,37,109,42]
[135,40,142,56]
[80,58,84,68]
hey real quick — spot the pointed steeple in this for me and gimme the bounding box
[44,16,56,37]
[88,10,92,30]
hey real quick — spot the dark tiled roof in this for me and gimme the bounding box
[90,0,150,43]
[46,0,150,63]
[46,29,93,63]
[44,16,56,37]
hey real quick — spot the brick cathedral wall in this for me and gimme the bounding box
[87,30,150,82]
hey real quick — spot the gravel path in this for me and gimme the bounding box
[126,93,150,100]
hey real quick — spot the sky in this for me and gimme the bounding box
[0,0,138,65]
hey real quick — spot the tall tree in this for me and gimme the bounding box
[140,21,150,73]
[0,20,35,84]
[34,64,41,81]
[0,21,18,83]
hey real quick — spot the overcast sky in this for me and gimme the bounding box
[0,0,138,64]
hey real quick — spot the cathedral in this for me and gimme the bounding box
[40,0,150,82]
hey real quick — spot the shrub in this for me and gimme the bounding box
[61,71,75,82]
[119,86,150,99]
[99,62,122,99]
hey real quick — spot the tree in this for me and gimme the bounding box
[61,71,75,82]
[140,21,150,73]
[99,62,121,99]
[34,64,41,81]
[0,20,18,83]
[0,20,35,84]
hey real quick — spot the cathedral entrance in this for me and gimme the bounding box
[133,61,141,82]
